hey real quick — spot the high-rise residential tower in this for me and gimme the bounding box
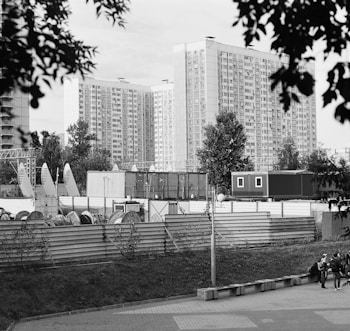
[0,1,30,150]
[64,77,154,164]
[152,82,175,171]
[0,91,30,149]
[173,39,317,171]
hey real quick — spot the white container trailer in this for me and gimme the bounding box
[87,171,126,198]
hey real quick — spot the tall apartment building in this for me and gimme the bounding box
[173,39,317,171]
[64,77,154,164]
[0,1,30,150]
[0,91,30,149]
[152,82,175,171]
[64,40,317,172]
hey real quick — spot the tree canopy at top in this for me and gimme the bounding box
[232,0,350,123]
[276,137,301,170]
[0,0,129,111]
[197,112,253,193]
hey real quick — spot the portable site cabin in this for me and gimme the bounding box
[231,170,317,200]
[87,170,208,200]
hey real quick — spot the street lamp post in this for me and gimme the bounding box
[103,176,109,219]
[211,187,216,286]
[211,189,226,287]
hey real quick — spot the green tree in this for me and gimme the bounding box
[232,0,350,123]
[197,112,253,194]
[0,161,17,185]
[303,148,336,197]
[336,159,350,197]
[86,148,112,171]
[304,148,350,198]
[30,131,41,149]
[0,0,129,111]
[37,131,63,181]
[276,137,301,170]
[66,119,95,162]
[65,119,110,192]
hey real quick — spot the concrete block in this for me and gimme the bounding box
[228,285,241,296]
[292,277,301,286]
[262,280,274,291]
[197,288,218,301]
[255,281,265,292]
[282,276,293,287]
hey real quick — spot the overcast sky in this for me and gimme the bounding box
[29,0,350,150]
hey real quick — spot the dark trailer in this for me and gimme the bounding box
[231,170,317,200]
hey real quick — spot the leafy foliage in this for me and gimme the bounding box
[86,148,111,171]
[112,222,141,260]
[29,131,63,184]
[197,112,253,193]
[66,119,95,162]
[30,131,41,149]
[65,119,111,192]
[0,160,17,185]
[0,0,129,110]
[0,222,48,270]
[276,137,301,170]
[232,0,350,122]
[304,148,350,198]
[37,131,63,180]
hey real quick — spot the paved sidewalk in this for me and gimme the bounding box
[13,279,350,331]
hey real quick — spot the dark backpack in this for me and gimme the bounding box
[330,259,339,272]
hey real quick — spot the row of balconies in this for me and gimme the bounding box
[1,128,14,137]
[0,95,14,149]
[0,94,14,101]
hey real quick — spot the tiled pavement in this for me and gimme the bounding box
[12,279,350,331]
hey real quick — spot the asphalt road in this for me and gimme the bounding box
[13,279,350,331]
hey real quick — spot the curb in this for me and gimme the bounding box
[6,293,196,330]
[197,272,319,300]
[5,322,15,331]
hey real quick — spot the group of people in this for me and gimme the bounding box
[311,251,350,290]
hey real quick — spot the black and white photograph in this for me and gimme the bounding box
[2,1,350,330]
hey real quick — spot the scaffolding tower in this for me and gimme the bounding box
[0,148,38,186]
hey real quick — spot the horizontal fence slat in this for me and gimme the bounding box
[0,212,316,268]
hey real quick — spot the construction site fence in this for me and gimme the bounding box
[0,212,316,270]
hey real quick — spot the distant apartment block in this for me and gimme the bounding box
[152,82,175,171]
[64,40,317,172]
[173,39,317,171]
[64,77,154,164]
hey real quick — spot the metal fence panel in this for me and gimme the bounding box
[0,214,316,269]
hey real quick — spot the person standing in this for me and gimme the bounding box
[318,254,328,289]
[345,250,350,266]
[330,252,342,290]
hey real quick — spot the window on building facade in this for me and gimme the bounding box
[237,177,244,188]
[255,177,262,188]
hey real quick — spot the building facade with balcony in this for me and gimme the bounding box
[0,91,30,150]
[0,1,30,150]
[152,82,175,171]
[173,39,317,171]
[64,77,154,165]
[64,40,317,172]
